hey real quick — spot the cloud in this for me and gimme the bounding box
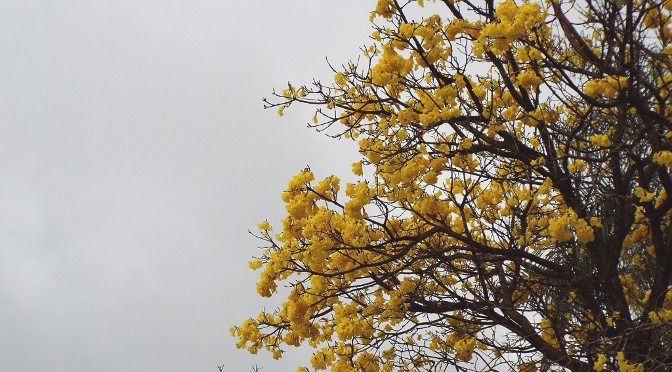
[0,0,373,370]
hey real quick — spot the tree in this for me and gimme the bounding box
[232,0,672,370]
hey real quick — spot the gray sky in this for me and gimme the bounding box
[0,1,371,370]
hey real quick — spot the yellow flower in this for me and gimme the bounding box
[352,161,363,176]
[454,337,476,361]
[344,182,372,219]
[584,76,627,98]
[650,308,672,324]
[372,0,395,19]
[334,72,348,87]
[248,260,263,270]
[652,150,672,167]
[574,219,595,243]
[594,353,608,371]
[567,159,587,172]
[399,278,415,293]
[634,187,655,203]
[399,22,414,38]
[258,220,271,231]
[589,134,612,147]
[549,217,572,242]
[517,69,542,88]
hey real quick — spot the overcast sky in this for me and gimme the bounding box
[0,1,372,371]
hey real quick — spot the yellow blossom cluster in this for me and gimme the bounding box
[583,76,628,98]
[652,150,672,167]
[589,134,612,148]
[649,287,672,324]
[238,0,672,369]
[547,209,595,243]
[370,43,413,87]
[476,0,547,55]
